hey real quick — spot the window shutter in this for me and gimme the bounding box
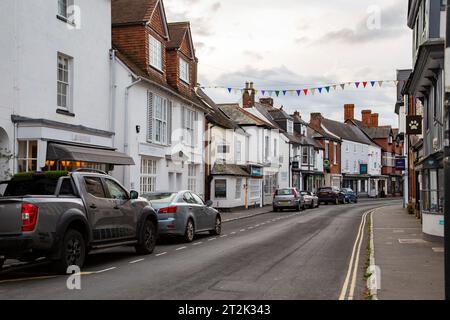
[193,111,198,147]
[147,91,153,142]
[168,100,173,145]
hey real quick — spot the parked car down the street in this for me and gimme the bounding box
[142,191,222,243]
[273,188,305,212]
[317,187,346,205]
[300,191,319,209]
[341,188,358,203]
[0,170,158,272]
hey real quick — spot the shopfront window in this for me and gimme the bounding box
[421,169,444,214]
[18,141,38,172]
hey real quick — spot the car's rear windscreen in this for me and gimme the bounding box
[276,189,294,196]
[2,176,63,197]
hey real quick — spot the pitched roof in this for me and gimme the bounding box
[218,104,276,128]
[321,118,377,146]
[291,113,309,126]
[115,49,205,109]
[211,164,250,177]
[112,0,158,25]
[195,89,239,130]
[348,119,394,140]
[267,108,293,121]
[167,22,189,48]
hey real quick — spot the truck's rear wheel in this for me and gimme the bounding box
[54,229,86,274]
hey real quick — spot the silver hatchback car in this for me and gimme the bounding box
[273,188,305,212]
[142,191,222,243]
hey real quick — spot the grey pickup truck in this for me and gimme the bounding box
[0,170,158,272]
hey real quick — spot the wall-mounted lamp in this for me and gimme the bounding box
[136,125,141,134]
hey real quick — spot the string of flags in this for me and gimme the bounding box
[198,80,405,97]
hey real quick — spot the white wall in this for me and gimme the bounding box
[341,140,369,174]
[368,145,382,176]
[113,60,206,197]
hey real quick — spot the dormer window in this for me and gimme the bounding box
[287,120,294,134]
[149,35,162,71]
[179,58,190,84]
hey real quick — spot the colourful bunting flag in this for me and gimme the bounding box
[227,88,232,93]
[370,81,376,87]
[318,88,323,94]
[378,81,383,87]
[303,89,308,95]
[340,84,346,90]
[282,90,287,96]
[261,90,266,96]
[363,82,368,88]
[333,85,337,91]
[311,88,316,95]
[275,91,280,97]
[296,90,302,96]
[325,86,330,93]
[355,82,360,88]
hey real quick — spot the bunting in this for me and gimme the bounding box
[199,79,405,98]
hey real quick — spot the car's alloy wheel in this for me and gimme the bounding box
[184,220,195,243]
[54,229,86,274]
[136,219,156,255]
[210,216,222,236]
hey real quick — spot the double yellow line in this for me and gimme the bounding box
[339,210,372,300]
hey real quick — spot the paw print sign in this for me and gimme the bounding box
[406,116,422,135]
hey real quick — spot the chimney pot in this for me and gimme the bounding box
[361,110,372,127]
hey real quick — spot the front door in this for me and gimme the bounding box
[83,176,117,242]
[104,178,136,239]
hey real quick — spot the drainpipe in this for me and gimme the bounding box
[109,49,117,146]
[123,78,142,189]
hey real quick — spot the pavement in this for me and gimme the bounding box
[0,199,399,300]
[372,205,444,300]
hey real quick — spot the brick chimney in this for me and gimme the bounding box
[344,104,355,122]
[293,111,301,118]
[259,97,274,107]
[309,113,323,130]
[242,82,256,108]
[370,113,379,128]
[361,110,372,127]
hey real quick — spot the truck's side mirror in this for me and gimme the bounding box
[130,190,139,200]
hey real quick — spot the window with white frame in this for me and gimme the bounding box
[235,178,242,199]
[345,160,349,171]
[149,35,162,71]
[183,107,196,147]
[140,158,157,194]
[345,143,349,153]
[154,95,168,145]
[17,141,38,173]
[287,120,294,134]
[302,147,309,165]
[58,0,73,19]
[188,164,197,192]
[57,53,72,110]
[179,58,190,83]
[310,147,315,166]
[235,140,242,162]
[273,139,278,157]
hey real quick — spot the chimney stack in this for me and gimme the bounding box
[344,104,355,122]
[370,113,379,128]
[242,81,255,108]
[309,113,323,130]
[259,98,274,106]
[361,110,372,127]
[293,111,301,118]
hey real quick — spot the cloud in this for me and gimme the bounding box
[204,66,398,127]
[243,50,264,61]
[316,1,408,44]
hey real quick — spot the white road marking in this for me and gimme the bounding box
[248,227,254,230]
[192,242,203,246]
[231,232,237,235]
[220,235,228,238]
[240,229,246,232]
[208,238,217,241]
[156,252,167,256]
[176,247,187,251]
[95,267,117,274]
[339,210,370,300]
[129,259,145,264]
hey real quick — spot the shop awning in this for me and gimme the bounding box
[47,143,135,165]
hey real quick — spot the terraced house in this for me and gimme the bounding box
[0,0,135,187]
[111,0,210,197]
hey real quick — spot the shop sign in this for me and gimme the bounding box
[395,158,406,170]
[406,116,422,135]
[360,164,368,175]
[250,166,263,177]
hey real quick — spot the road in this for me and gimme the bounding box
[0,199,400,300]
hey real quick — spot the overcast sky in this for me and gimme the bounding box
[165,0,412,127]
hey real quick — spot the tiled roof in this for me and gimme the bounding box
[112,0,158,25]
[196,89,239,130]
[115,49,205,109]
[211,164,250,177]
[291,113,309,126]
[218,104,276,128]
[363,127,393,139]
[167,22,189,49]
[321,118,377,146]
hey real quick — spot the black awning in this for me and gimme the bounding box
[47,143,135,165]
